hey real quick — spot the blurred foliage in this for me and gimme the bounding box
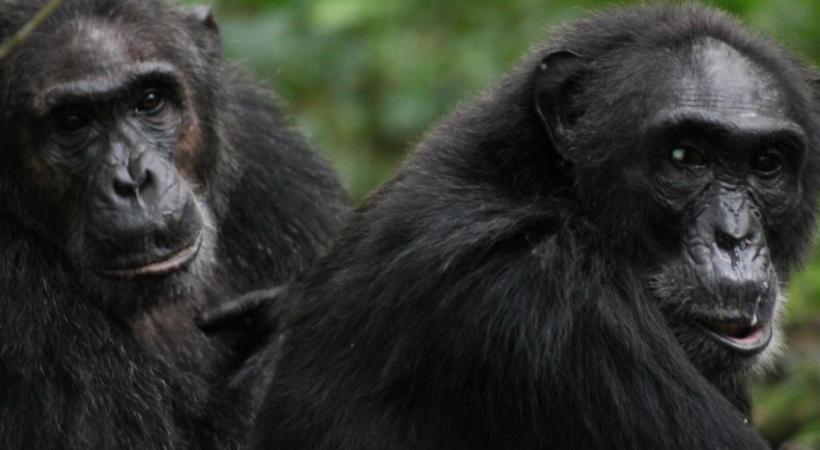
[194,0,819,446]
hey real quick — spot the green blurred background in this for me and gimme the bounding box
[196,0,818,446]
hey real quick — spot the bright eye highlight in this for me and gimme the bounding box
[136,91,165,115]
[670,147,706,168]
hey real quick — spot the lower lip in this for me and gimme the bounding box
[95,235,202,280]
[695,321,773,355]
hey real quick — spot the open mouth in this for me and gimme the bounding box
[94,235,202,280]
[694,318,773,355]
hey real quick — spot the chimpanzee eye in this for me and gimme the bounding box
[55,112,89,132]
[670,146,706,169]
[752,150,783,176]
[136,90,165,115]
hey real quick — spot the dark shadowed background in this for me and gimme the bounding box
[189,0,819,446]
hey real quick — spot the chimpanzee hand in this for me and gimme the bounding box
[196,286,288,340]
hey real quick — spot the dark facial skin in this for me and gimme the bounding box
[537,38,809,410]
[17,21,212,301]
[644,39,802,377]
[45,63,203,277]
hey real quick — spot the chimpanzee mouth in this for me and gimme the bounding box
[694,318,773,355]
[94,235,202,280]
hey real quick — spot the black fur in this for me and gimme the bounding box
[0,0,348,449]
[251,5,819,450]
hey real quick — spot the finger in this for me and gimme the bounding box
[196,286,287,332]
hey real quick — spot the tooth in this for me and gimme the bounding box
[750,314,758,327]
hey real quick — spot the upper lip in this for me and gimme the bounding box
[93,235,202,280]
[693,317,773,355]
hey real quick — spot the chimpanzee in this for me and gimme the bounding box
[0,0,348,449]
[250,4,820,450]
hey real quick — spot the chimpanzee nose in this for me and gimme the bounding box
[714,229,757,253]
[701,187,770,312]
[112,155,154,200]
[709,188,763,256]
[710,220,769,314]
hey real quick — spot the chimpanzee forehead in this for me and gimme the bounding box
[668,37,787,118]
[36,19,166,87]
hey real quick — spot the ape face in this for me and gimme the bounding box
[1,17,219,311]
[640,40,803,376]
[537,38,816,380]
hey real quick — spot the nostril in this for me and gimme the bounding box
[136,170,153,192]
[113,177,138,198]
[715,230,736,251]
[715,229,756,252]
[113,170,153,199]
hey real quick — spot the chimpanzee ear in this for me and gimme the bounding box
[186,5,222,59]
[534,50,585,153]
